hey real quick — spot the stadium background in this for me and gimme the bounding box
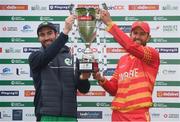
[0,0,180,121]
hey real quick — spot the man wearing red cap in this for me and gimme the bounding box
[93,10,160,121]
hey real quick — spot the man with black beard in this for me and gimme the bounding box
[93,9,160,122]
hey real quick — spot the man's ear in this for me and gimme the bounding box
[129,33,132,37]
[147,34,151,42]
[55,32,59,39]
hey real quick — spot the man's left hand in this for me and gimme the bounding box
[80,72,91,80]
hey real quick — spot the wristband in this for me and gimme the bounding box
[98,77,107,85]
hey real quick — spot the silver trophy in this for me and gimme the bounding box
[70,3,108,72]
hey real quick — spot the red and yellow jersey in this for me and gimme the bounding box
[101,23,160,113]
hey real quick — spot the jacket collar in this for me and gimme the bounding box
[39,45,70,53]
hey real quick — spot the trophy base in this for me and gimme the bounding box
[79,61,99,72]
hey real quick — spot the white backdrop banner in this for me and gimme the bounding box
[0,0,180,121]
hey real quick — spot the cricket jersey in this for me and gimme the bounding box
[101,23,160,113]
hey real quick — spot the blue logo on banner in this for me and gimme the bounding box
[49,5,70,10]
[0,91,19,96]
[118,25,131,33]
[103,68,115,76]
[12,109,23,120]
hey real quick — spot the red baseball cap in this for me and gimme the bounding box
[131,21,150,33]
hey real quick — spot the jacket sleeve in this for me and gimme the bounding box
[100,77,118,96]
[28,32,68,71]
[76,59,90,94]
[108,24,159,66]
[77,79,90,94]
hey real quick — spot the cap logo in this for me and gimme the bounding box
[137,21,142,26]
[41,22,48,25]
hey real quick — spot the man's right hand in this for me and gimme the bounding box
[80,72,91,80]
[100,9,112,26]
[92,71,105,82]
[63,15,76,35]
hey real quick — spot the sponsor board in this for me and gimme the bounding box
[0,5,28,10]
[157,91,179,98]
[77,111,102,119]
[12,109,23,120]
[0,91,19,96]
[77,91,106,96]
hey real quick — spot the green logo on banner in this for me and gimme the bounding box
[0,16,180,21]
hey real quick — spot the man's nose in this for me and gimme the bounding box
[135,34,141,39]
[44,34,50,40]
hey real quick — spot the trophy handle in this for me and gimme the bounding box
[96,3,108,30]
[97,3,108,74]
[69,4,75,15]
[102,3,108,10]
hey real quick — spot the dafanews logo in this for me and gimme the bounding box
[0,5,28,10]
[157,91,179,98]
[106,48,125,53]
[129,5,159,10]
